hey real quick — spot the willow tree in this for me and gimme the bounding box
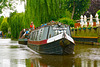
[0,17,9,34]
[0,0,12,13]
[8,13,25,39]
[25,0,66,27]
[0,16,4,25]
[0,0,7,13]
[65,0,90,19]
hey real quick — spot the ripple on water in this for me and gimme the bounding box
[0,39,19,45]
[0,39,41,59]
[75,48,100,60]
[0,39,42,67]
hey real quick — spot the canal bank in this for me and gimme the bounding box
[71,26,100,45]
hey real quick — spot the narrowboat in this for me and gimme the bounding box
[18,39,28,45]
[18,29,29,45]
[28,22,75,55]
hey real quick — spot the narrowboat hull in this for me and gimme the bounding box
[18,39,28,45]
[28,38,75,55]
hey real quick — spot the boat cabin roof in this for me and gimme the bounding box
[34,22,69,30]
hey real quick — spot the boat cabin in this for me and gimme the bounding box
[29,23,71,41]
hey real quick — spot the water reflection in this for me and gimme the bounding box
[1,39,100,67]
[1,56,100,67]
[75,44,100,60]
[80,59,100,67]
[26,55,100,67]
[0,59,26,67]
[26,55,74,67]
[74,44,100,67]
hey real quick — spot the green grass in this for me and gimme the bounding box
[10,45,19,48]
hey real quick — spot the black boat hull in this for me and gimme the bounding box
[18,39,28,45]
[28,38,75,55]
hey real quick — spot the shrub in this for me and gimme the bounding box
[97,10,100,19]
[1,21,9,34]
[4,33,11,38]
[58,17,76,27]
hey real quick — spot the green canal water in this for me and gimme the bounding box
[0,39,100,67]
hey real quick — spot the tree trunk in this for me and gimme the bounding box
[71,2,75,19]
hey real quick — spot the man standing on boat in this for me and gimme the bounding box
[30,21,35,30]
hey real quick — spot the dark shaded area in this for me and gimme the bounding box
[85,0,100,17]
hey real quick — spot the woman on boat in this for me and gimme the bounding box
[30,21,35,30]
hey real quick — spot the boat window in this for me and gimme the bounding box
[32,32,34,40]
[33,31,35,40]
[30,32,34,40]
[35,31,37,40]
[36,31,39,40]
[30,33,32,40]
[33,32,35,41]
[31,33,33,40]
[39,29,43,40]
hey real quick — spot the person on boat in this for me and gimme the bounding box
[40,24,43,27]
[24,29,30,38]
[19,29,25,39]
[23,29,30,38]
[26,30,29,34]
[30,21,35,30]
[27,29,31,39]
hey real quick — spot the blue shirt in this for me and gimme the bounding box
[26,31,29,34]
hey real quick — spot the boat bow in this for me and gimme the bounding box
[47,32,75,44]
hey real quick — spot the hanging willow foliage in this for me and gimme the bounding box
[7,0,90,39]
[7,0,73,39]
[25,0,67,27]
[8,13,25,39]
